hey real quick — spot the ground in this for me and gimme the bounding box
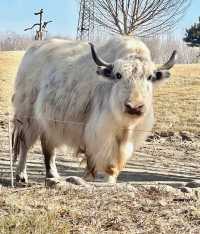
[0,51,200,233]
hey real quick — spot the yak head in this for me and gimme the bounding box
[89,42,177,125]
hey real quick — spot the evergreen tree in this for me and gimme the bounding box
[184,17,200,47]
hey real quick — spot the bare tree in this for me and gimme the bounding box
[92,0,191,37]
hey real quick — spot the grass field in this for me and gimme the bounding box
[155,64,200,134]
[0,51,24,113]
[0,51,200,233]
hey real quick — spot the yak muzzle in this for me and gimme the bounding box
[124,102,144,116]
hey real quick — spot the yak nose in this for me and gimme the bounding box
[124,102,144,116]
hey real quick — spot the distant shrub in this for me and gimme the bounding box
[0,32,33,51]
[0,32,198,64]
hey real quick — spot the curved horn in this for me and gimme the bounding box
[89,42,113,69]
[160,50,177,70]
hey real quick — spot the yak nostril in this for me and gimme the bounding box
[124,102,144,115]
[125,102,144,110]
[136,104,144,110]
[125,102,134,109]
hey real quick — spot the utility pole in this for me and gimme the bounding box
[76,0,95,41]
[24,9,53,40]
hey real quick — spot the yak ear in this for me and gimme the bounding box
[150,70,171,86]
[154,70,170,81]
[151,50,177,86]
[96,66,114,79]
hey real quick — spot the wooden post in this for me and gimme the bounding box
[35,9,43,40]
[24,9,52,40]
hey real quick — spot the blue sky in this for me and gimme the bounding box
[0,0,78,37]
[0,0,199,38]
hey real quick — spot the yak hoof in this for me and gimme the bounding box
[46,170,60,179]
[16,173,28,184]
[45,177,64,187]
[84,173,95,182]
[66,176,90,187]
[104,175,117,184]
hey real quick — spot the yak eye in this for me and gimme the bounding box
[115,72,122,80]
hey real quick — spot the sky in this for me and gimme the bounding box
[0,0,199,38]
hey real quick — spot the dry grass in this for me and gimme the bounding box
[0,185,200,234]
[0,51,24,113]
[154,65,200,134]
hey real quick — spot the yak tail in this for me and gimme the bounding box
[12,118,26,162]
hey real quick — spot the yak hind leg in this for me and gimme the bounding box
[40,134,59,179]
[16,144,29,183]
[14,119,39,183]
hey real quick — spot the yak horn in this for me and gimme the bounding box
[89,42,113,69]
[160,50,177,70]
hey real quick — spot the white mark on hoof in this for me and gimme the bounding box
[16,173,28,184]
[104,175,117,184]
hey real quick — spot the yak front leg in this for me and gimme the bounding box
[104,165,120,183]
[76,147,96,182]
[83,156,96,182]
[104,135,134,183]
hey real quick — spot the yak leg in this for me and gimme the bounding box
[16,144,29,183]
[15,120,38,183]
[103,155,124,183]
[83,157,96,182]
[104,166,120,183]
[40,135,59,179]
[104,132,134,183]
[76,147,96,182]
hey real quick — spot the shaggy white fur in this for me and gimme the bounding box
[12,36,171,183]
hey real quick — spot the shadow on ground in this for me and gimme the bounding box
[1,157,199,187]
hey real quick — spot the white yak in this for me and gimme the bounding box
[12,36,177,183]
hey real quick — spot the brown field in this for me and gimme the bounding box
[155,64,200,134]
[0,51,24,113]
[0,51,199,133]
[0,52,200,233]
